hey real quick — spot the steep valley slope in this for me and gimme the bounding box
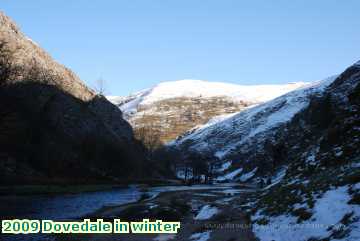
[171,62,360,240]
[0,12,147,184]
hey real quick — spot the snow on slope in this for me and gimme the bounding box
[194,205,219,220]
[253,185,360,241]
[107,88,152,115]
[108,79,308,115]
[190,231,211,241]
[172,76,337,161]
[216,168,243,181]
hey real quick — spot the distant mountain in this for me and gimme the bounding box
[108,79,307,143]
[0,12,147,184]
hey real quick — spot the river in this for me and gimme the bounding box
[0,183,248,241]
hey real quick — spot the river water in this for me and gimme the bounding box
[0,183,246,241]
[1,185,141,220]
[0,183,244,220]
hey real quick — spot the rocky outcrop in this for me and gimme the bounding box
[0,12,147,184]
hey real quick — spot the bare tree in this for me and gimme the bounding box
[134,112,162,154]
[136,125,162,153]
[94,77,106,95]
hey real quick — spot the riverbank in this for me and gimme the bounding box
[0,184,128,196]
[58,183,258,241]
[0,179,182,196]
[0,183,258,241]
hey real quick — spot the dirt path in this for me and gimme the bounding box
[58,185,258,241]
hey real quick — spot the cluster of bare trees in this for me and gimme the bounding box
[135,125,162,154]
[174,149,220,184]
[133,111,164,155]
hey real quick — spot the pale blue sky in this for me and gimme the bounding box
[1,0,359,95]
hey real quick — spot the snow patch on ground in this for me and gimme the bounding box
[263,167,287,189]
[194,205,219,220]
[312,186,358,235]
[304,145,320,165]
[253,185,360,241]
[153,234,176,241]
[334,147,343,157]
[216,168,243,181]
[190,231,211,241]
[216,161,232,173]
[238,168,258,182]
[197,113,238,131]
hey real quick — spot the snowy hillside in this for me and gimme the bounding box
[168,62,360,241]
[172,76,336,163]
[169,62,360,241]
[108,79,307,115]
[107,80,308,143]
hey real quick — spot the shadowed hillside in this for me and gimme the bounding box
[0,12,148,184]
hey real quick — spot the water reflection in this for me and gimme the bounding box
[0,185,140,220]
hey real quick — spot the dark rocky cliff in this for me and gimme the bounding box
[0,12,147,184]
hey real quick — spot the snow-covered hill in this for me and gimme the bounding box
[171,77,336,162]
[108,80,307,143]
[169,62,360,241]
[108,79,307,116]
